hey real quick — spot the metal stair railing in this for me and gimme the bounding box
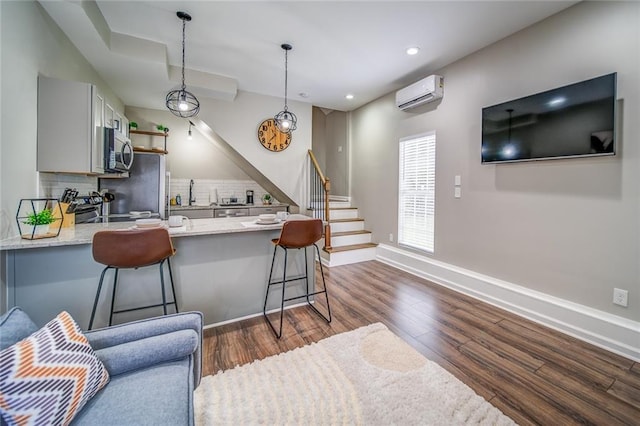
[308,150,331,250]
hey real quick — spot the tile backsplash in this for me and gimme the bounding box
[38,173,275,206]
[169,179,273,205]
[39,173,98,200]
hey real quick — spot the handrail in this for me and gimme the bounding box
[308,150,331,250]
[308,150,327,185]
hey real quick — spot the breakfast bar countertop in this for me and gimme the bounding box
[0,214,306,251]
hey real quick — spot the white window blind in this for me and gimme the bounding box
[398,131,436,253]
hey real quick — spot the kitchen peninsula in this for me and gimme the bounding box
[0,215,313,328]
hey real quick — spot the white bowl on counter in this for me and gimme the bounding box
[135,218,163,228]
[257,214,277,224]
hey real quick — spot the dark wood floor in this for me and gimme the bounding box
[202,260,640,425]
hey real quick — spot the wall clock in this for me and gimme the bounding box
[257,118,291,152]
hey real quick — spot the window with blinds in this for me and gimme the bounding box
[398,131,436,253]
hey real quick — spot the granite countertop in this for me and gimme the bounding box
[0,214,306,251]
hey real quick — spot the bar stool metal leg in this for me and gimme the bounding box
[167,258,179,313]
[159,260,168,315]
[309,243,331,323]
[304,247,311,304]
[263,248,278,316]
[108,268,120,326]
[277,248,288,338]
[89,266,110,330]
[263,245,289,339]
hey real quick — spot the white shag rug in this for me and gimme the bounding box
[194,323,516,425]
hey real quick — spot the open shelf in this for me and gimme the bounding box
[133,147,168,154]
[130,130,168,137]
[130,129,169,151]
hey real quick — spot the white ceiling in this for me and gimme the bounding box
[40,1,578,112]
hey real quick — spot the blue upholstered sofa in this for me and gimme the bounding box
[0,307,203,426]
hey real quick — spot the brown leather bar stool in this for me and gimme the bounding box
[88,227,179,330]
[263,218,331,338]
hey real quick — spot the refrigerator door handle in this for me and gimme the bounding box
[166,171,171,218]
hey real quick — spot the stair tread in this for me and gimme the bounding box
[331,230,371,237]
[324,242,378,253]
[330,218,364,223]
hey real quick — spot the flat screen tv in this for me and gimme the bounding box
[481,73,616,164]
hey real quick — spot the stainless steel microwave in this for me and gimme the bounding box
[104,128,134,173]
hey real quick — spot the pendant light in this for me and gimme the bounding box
[187,120,194,140]
[274,44,297,133]
[166,11,200,118]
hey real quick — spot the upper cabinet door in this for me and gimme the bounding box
[37,75,94,173]
[37,76,129,175]
[105,103,115,129]
[93,92,105,173]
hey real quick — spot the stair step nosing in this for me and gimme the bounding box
[331,230,371,237]
[324,243,378,253]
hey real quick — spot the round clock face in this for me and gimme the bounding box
[258,119,291,152]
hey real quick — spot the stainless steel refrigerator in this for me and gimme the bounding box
[99,152,167,219]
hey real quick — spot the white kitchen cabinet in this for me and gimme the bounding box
[37,75,127,174]
[116,112,129,138]
[105,103,115,130]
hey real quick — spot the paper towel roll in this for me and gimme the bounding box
[209,187,218,204]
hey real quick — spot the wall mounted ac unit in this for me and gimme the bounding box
[396,75,444,111]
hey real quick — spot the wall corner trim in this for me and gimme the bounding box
[376,244,640,362]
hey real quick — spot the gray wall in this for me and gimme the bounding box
[0,1,125,309]
[311,108,349,197]
[125,106,252,180]
[350,2,639,321]
[0,1,124,238]
[312,107,328,172]
[326,111,349,197]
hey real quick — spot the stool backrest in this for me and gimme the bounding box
[92,228,175,268]
[275,219,323,248]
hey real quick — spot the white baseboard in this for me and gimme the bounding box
[203,302,310,330]
[376,244,640,362]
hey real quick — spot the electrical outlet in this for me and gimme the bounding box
[613,288,628,307]
[389,233,394,242]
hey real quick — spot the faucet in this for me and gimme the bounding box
[189,179,195,206]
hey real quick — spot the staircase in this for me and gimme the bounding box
[307,150,377,267]
[319,199,377,267]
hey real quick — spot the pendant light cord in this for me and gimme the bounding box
[181,17,186,91]
[283,48,289,111]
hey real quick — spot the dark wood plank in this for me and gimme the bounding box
[608,378,640,411]
[460,340,627,425]
[202,260,640,424]
[537,364,640,424]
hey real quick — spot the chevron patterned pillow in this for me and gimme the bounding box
[0,311,110,425]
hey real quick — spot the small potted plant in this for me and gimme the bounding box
[16,198,63,239]
[156,124,169,133]
[129,121,138,130]
[23,208,56,236]
[261,193,272,205]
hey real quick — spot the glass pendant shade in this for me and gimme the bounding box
[166,11,200,118]
[274,43,297,133]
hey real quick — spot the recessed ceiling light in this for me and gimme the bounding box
[406,47,420,56]
[345,94,354,100]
